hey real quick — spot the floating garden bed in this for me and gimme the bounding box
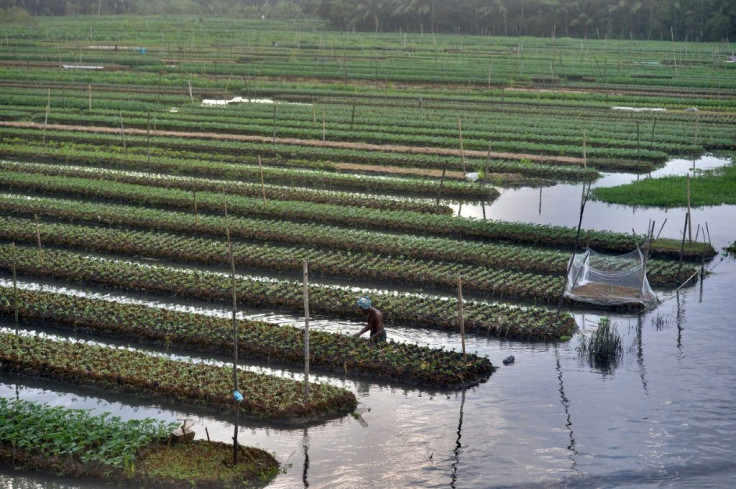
[0,332,357,425]
[0,287,495,389]
[0,246,577,340]
[0,399,280,488]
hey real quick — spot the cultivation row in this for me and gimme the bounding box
[0,215,697,296]
[0,187,715,260]
[32,110,672,161]
[0,161,451,216]
[0,245,578,340]
[0,139,497,200]
[0,126,599,179]
[0,331,357,425]
[3,89,715,159]
[0,215,563,302]
[0,287,494,389]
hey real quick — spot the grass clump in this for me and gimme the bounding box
[592,159,736,207]
[577,317,624,374]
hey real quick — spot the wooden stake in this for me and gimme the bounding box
[312,103,316,124]
[146,111,151,165]
[119,110,126,154]
[458,277,466,361]
[193,190,198,225]
[687,174,692,243]
[88,83,92,110]
[43,89,50,144]
[188,78,193,103]
[12,242,19,334]
[636,120,640,163]
[678,212,688,277]
[436,160,449,206]
[272,105,276,143]
[258,155,267,204]
[322,107,326,142]
[484,145,491,183]
[225,205,240,465]
[303,260,310,402]
[350,99,356,131]
[458,117,466,174]
[583,130,587,169]
[650,116,657,150]
[34,214,43,266]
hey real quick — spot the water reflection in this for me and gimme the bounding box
[450,388,466,489]
[554,346,578,473]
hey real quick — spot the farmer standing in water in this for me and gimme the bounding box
[355,297,386,342]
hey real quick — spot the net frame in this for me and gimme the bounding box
[564,248,658,307]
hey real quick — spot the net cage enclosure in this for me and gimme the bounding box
[564,248,659,308]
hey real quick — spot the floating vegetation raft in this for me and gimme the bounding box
[0,333,357,425]
[0,399,279,488]
[0,287,495,389]
[0,246,577,341]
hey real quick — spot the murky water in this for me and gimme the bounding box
[1,156,735,488]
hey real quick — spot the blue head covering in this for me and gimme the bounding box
[357,297,371,310]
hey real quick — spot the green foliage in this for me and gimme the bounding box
[0,332,357,423]
[0,286,495,388]
[592,160,736,207]
[0,398,176,468]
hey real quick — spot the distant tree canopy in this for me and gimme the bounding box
[307,0,736,41]
[1,0,734,41]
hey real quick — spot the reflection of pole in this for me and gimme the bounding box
[554,346,577,472]
[538,187,542,215]
[302,427,310,488]
[450,388,466,489]
[636,314,648,394]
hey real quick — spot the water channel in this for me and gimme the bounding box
[1,155,735,488]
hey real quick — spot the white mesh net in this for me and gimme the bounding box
[564,248,658,308]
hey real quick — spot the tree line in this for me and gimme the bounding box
[1,0,734,42]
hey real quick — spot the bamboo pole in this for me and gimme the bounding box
[458,117,467,174]
[636,120,640,163]
[583,130,587,169]
[258,155,267,204]
[12,242,19,335]
[34,214,43,266]
[193,190,198,225]
[146,111,151,165]
[322,107,326,142]
[272,105,276,143]
[687,174,692,243]
[225,205,240,465]
[650,117,658,150]
[119,110,126,154]
[43,89,50,144]
[350,99,356,131]
[484,145,491,183]
[303,260,310,402]
[436,160,449,206]
[88,83,92,110]
[678,212,689,277]
[458,277,466,361]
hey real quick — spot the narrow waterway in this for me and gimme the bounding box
[1,156,735,488]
